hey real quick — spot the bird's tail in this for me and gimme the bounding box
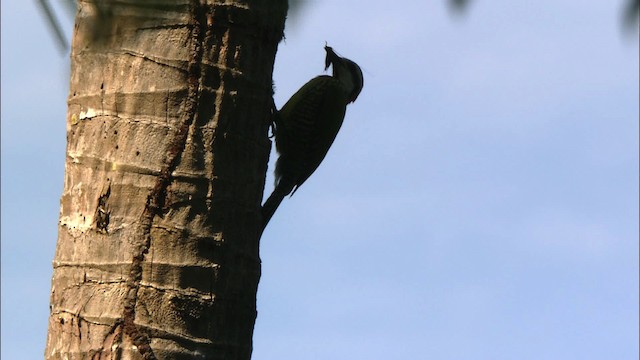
[261,184,290,232]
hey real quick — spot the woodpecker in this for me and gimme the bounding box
[261,45,364,230]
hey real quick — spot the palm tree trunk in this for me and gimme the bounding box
[45,1,287,359]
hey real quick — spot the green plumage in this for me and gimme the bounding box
[275,75,349,194]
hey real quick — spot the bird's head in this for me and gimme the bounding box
[324,45,363,103]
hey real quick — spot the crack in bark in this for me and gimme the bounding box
[121,49,190,71]
[115,1,207,359]
[67,153,161,176]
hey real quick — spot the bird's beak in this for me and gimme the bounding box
[324,45,341,70]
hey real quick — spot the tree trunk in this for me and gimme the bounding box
[45,1,287,359]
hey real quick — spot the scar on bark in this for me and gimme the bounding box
[95,183,111,233]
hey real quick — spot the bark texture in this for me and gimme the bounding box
[45,1,287,359]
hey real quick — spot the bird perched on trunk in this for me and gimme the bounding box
[261,45,364,230]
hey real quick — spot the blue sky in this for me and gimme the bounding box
[2,1,638,359]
